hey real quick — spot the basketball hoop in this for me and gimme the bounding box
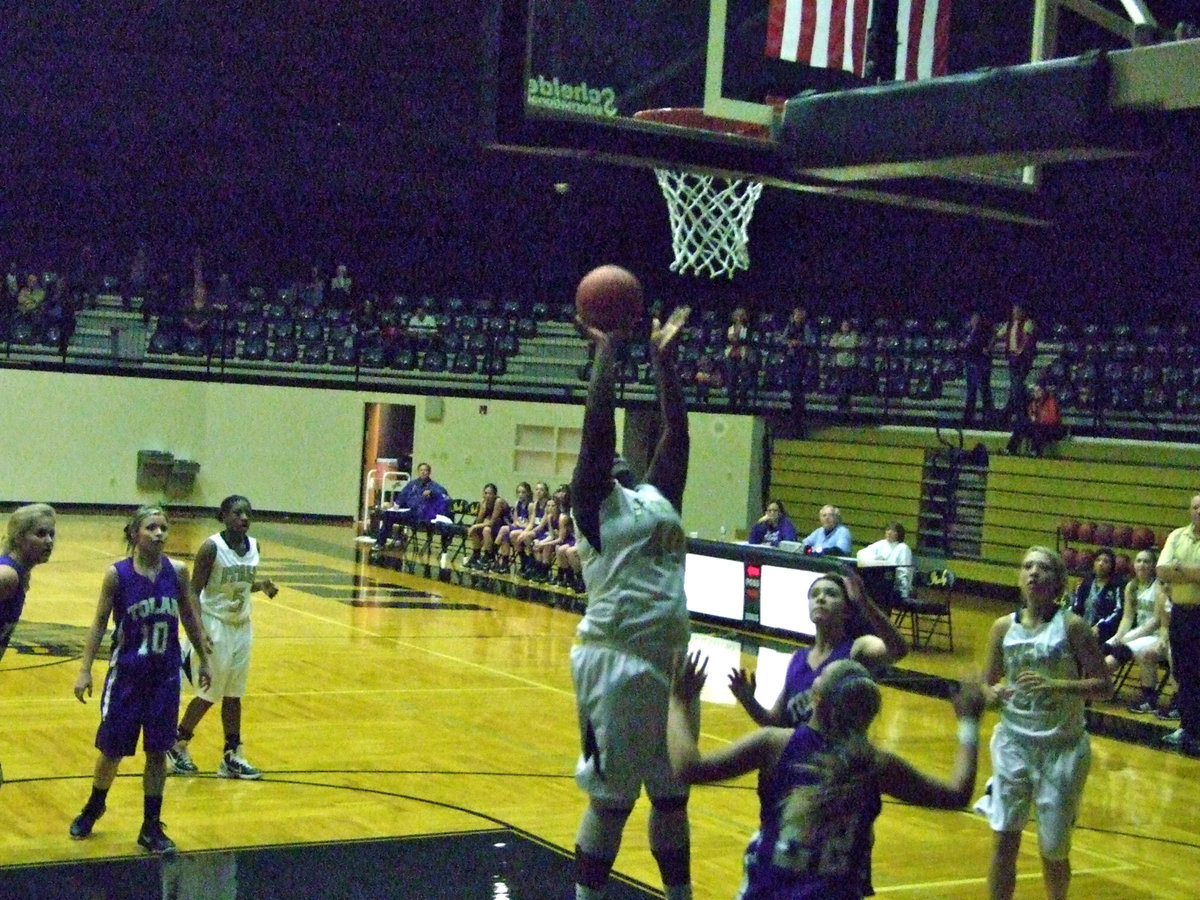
[633,108,769,279]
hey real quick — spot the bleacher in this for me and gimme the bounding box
[3,272,1199,443]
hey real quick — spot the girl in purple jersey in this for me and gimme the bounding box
[669,652,984,900]
[69,505,210,855]
[1,503,56,791]
[729,573,907,728]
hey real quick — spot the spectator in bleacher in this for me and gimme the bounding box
[1004,381,1063,457]
[407,303,439,349]
[856,522,915,601]
[723,307,752,410]
[1103,549,1167,713]
[210,273,236,313]
[330,263,353,306]
[299,265,325,309]
[782,305,816,433]
[748,500,798,548]
[16,273,46,315]
[801,505,853,556]
[1069,546,1124,645]
[692,352,723,404]
[372,462,450,551]
[997,302,1036,423]
[961,310,995,427]
[829,319,861,408]
[1155,494,1200,756]
[126,241,150,304]
[465,483,510,571]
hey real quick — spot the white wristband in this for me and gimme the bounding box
[957,718,980,746]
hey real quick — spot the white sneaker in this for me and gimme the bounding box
[217,746,263,780]
[167,742,199,775]
[972,776,993,816]
[1162,727,1187,747]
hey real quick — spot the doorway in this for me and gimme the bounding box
[360,403,416,532]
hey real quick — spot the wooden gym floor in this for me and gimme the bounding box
[1,512,1198,898]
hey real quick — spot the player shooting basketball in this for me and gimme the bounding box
[568,290,694,900]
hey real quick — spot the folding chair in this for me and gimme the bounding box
[424,499,478,564]
[892,568,955,651]
[1110,654,1172,704]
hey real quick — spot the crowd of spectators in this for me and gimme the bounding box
[5,245,1200,437]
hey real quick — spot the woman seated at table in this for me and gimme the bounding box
[856,521,915,601]
[748,499,798,547]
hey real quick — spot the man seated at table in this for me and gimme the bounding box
[801,504,853,555]
[856,521,915,601]
[374,462,451,550]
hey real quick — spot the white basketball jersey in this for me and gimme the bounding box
[1000,607,1085,743]
[199,533,259,625]
[576,483,689,671]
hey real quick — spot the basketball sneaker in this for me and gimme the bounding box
[137,820,177,855]
[69,804,106,839]
[167,741,199,775]
[1126,698,1156,714]
[218,746,263,780]
[1162,727,1187,747]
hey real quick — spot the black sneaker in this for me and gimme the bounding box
[1126,699,1155,714]
[137,820,177,855]
[1157,705,1181,721]
[70,805,105,839]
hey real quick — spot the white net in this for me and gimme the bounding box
[653,168,765,279]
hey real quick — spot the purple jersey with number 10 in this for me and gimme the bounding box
[95,556,186,756]
[107,557,184,674]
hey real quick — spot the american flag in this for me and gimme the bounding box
[765,0,952,81]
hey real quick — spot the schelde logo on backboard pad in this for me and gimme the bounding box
[527,75,617,117]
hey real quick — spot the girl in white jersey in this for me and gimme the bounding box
[570,300,693,900]
[167,495,277,779]
[982,546,1110,900]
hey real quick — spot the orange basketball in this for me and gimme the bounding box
[1094,522,1114,546]
[1077,522,1096,544]
[1115,553,1134,578]
[1061,547,1078,572]
[1060,520,1080,541]
[1131,526,1155,550]
[575,265,644,333]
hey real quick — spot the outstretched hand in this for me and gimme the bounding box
[672,650,708,703]
[650,306,691,356]
[727,666,757,706]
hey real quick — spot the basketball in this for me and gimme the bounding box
[575,265,644,333]
[1094,522,1114,546]
[1115,554,1134,578]
[1061,547,1078,572]
[1060,520,1080,541]
[1076,550,1096,573]
[1132,526,1155,549]
[1113,524,1134,548]
[1077,522,1096,544]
